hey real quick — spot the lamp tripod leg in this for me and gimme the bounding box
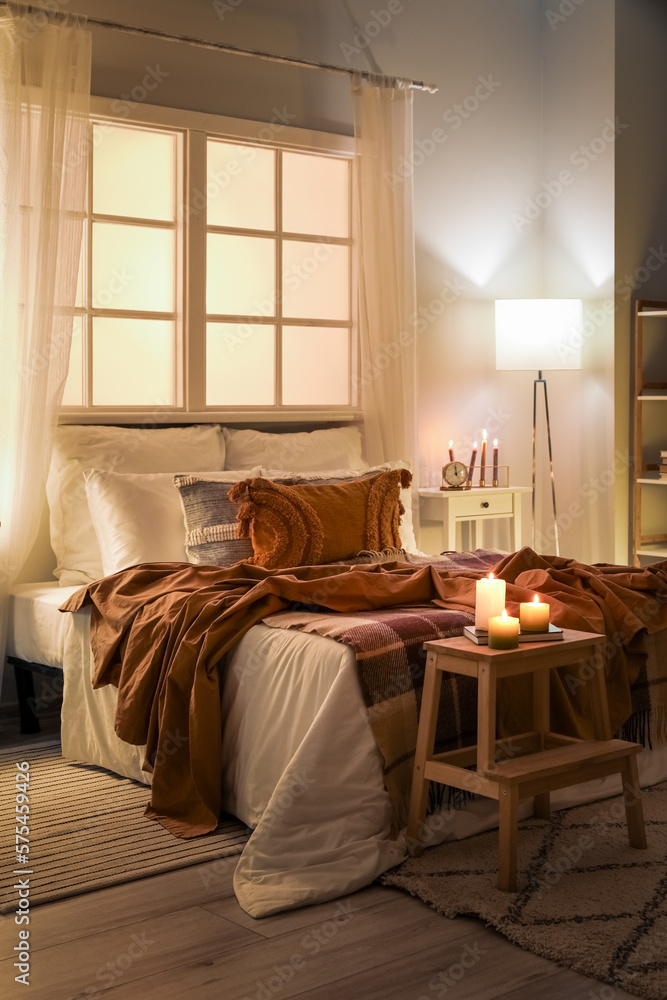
[532,378,537,551]
[542,377,559,557]
[533,373,560,557]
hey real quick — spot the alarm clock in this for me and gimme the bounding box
[440,460,469,490]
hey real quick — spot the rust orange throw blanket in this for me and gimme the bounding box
[60,548,667,838]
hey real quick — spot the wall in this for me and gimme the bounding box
[353,0,615,560]
[540,0,616,563]
[614,0,667,564]
[73,0,355,131]
[371,0,544,527]
[343,0,542,551]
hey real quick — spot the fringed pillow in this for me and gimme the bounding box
[259,461,418,553]
[227,469,412,569]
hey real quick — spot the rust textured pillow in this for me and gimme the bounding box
[228,469,412,569]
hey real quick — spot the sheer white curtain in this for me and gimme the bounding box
[0,7,90,685]
[351,74,417,469]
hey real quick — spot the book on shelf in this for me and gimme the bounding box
[463,623,564,645]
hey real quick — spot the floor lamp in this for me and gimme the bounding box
[495,299,582,556]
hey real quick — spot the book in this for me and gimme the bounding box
[463,623,564,645]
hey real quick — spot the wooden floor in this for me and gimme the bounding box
[0,709,641,1000]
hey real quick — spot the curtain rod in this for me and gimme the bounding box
[10,2,438,93]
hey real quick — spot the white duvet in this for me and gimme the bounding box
[9,582,667,918]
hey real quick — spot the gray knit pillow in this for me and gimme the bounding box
[173,474,255,566]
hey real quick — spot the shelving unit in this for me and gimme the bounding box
[632,299,667,565]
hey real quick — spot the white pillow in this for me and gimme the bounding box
[222,425,367,473]
[258,460,419,554]
[85,469,258,577]
[47,424,226,586]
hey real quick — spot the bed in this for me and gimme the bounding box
[8,422,667,918]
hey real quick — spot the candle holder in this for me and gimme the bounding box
[467,465,510,488]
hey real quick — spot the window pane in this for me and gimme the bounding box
[207,234,275,316]
[62,316,83,406]
[282,326,349,405]
[206,323,275,405]
[93,124,175,222]
[92,223,175,312]
[282,241,349,321]
[283,152,349,237]
[75,231,85,309]
[207,140,274,230]
[92,318,174,405]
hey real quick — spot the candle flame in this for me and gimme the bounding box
[533,594,540,605]
[501,609,508,620]
[449,439,453,447]
[482,428,487,440]
[493,438,498,447]
[488,573,493,580]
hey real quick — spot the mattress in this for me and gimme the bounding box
[7,582,148,784]
[9,582,667,918]
[7,582,81,667]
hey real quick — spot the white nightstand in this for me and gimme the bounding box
[418,485,532,553]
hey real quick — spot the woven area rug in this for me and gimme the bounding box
[0,741,250,912]
[381,780,667,1000]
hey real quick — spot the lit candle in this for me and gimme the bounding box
[468,441,477,484]
[475,572,506,630]
[480,429,487,481]
[519,593,550,632]
[448,440,455,462]
[493,439,499,484]
[488,609,520,649]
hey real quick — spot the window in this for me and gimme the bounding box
[62,98,356,420]
[63,122,181,408]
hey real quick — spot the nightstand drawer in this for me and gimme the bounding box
[448,492,514,517]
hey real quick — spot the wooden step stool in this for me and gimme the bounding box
[407,629,647,891]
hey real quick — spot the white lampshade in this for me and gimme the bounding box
[495,299,582,371]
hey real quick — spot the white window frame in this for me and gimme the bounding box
[59,96,359,425]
